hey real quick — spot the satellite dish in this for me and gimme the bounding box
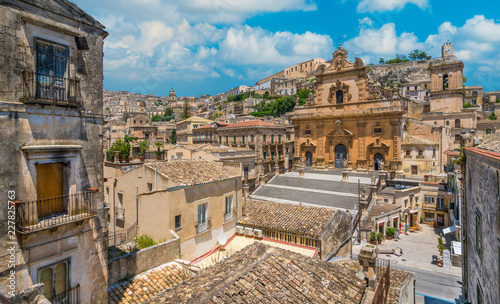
[218,234,227,246]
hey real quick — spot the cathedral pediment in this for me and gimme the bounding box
[317,44,364,75]
[326,120,354,137]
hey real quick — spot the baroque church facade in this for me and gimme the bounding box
[292,44,412,172]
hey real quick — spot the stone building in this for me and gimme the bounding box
[292,44,414,172]
[462,141,500,304]
[133,243,414,304]
[103,160,242,261]
[237,199,353,260]
[191,122,230,144]
[0,0,108,302]
[216,120,287,182]
[175,116,213,144]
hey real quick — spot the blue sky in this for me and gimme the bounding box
[72,0,500,97]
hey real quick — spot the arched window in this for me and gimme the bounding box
[443,75,449,90]
[336,90,344,104]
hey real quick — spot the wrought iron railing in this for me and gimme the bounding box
[195,217,211,235]
[15,191,97,233]
[127,222,138,241]
[22,71,80,106]
[48,284,80,304]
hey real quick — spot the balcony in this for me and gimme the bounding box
[21,71,81,106]
[444,165,455,173]
[195,217,212,235]
[48,284,80,304]
[14,190,97,234]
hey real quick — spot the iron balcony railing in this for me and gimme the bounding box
[15,190,97,233]
[22,71,81,106]
[48,284,80,304]
[195,217,212,235]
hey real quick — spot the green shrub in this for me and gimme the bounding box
[107,139,131,159]
[462,102,473,108]
[136,234,157,249]
[489,112,497,120]
[137,140,149,156]
[386,227,396,236]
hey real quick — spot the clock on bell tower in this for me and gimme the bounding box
[442,42,453,58]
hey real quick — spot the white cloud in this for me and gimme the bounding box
[219,26,332,66]
[357,0,428,13]
[343,15,500,88]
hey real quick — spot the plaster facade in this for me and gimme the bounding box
[0,1,108,302]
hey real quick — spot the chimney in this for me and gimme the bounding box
[357,245,377,290]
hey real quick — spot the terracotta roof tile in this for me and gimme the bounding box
[401,135,437,146]
[223,120,281,129]
[238,199,337,239]
[147,244,367,303]
[108,263,187,304]
[145,160,238,186]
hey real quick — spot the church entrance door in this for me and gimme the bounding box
[334,144,347,168]
[374,153,384,170]
[305,152,313,166]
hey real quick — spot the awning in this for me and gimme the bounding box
[442,226,457,235]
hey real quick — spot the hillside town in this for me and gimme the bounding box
[0,1,499,304]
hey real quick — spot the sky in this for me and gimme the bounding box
[72,0,500,97]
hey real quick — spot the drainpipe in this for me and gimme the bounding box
[154,165,157,191]
[113,178,117,246]
[135,186,139,225]
[235,178,238,218]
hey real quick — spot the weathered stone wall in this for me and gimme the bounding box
[463,149,500,304]
[107,236,180,285]
[367,60,433,87]
[320,210,352,260]
[0,1,107,303]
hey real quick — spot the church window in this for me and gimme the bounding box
[336,90,344,104]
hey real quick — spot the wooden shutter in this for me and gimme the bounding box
[36,163,64,218]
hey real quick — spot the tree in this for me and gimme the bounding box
[409,50,431,61]
[227,95,234,102]
[164,108,174,116]
[169,129,177,144]
[297,89,310,106]
[488,112,497,120]
[379,58,385,64]
[180,101,191,120]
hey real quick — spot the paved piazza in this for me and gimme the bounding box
[251,168,372,210]
[352,224,461,278]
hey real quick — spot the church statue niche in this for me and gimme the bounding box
[443,75,449,90]
[328,79,351,104]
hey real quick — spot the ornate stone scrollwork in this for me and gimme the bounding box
[306,92,315,106]
[366,82,382,100]
[328,80,352,103]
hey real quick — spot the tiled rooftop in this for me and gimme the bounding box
[193,235,318,270]
[108,263,188,304]
[200,145,253,153]
[147,243,367,303]
[238,199,337,239]
[475,139,500,153]
[401,135,437,146]
[223,120,281,129]
[145,160,237,186]
[362,204,402,229]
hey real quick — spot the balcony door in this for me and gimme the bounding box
[36,163,64,218]
[35,39,69,101]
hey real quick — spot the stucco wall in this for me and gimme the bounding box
[320,210,352,260]
[0,1,107,302]
[463,149,500,304]
[107,236,180,285]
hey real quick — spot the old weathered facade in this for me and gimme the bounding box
[463,142,500,304]
[292,44,412,172]
[0,0,107,302]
